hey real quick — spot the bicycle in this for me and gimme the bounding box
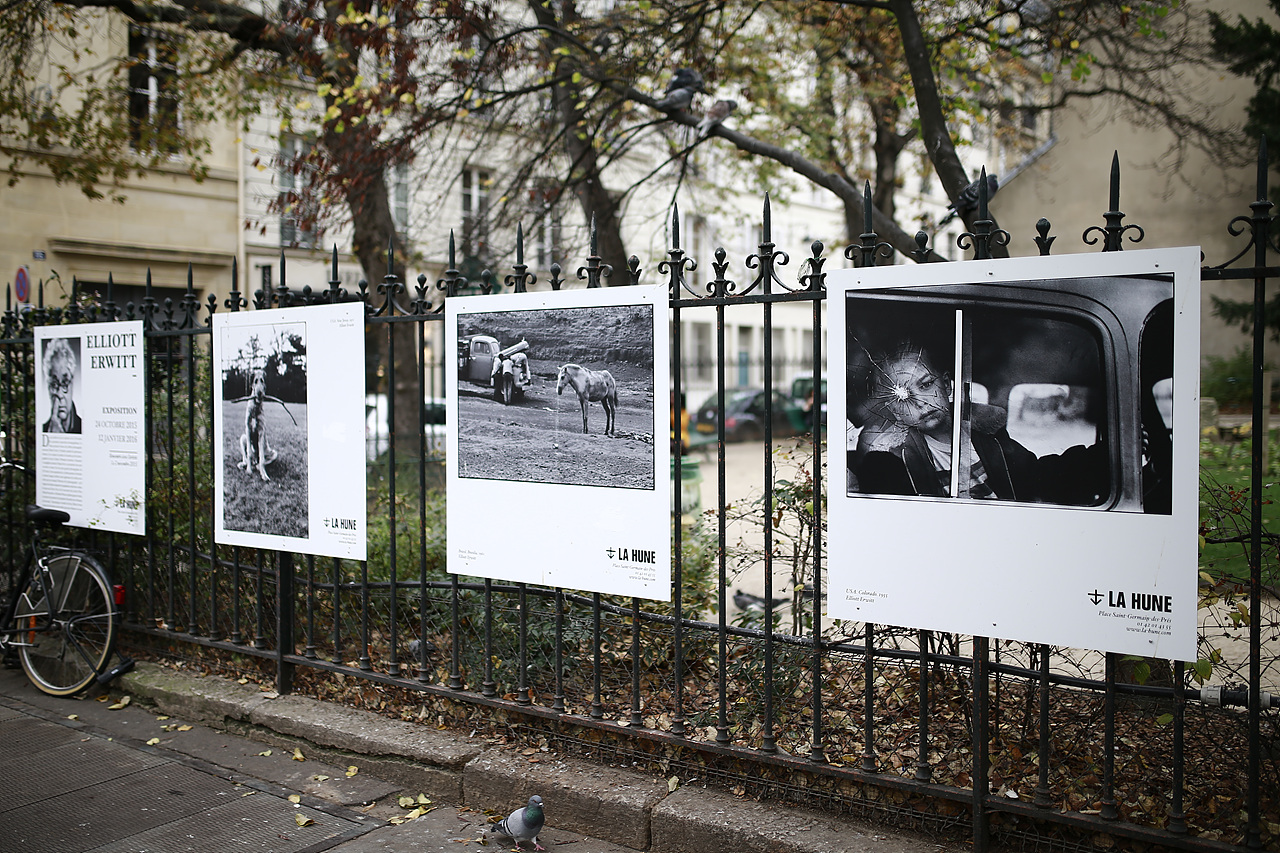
[0,432,134,696]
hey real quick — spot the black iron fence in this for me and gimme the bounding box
[2,146,1278,853]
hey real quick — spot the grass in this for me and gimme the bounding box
[1199,435,1280,589]
[221,401,309,538]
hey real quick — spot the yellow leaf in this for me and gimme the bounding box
[296,99,312,111]
[67,714,78,720]
[668,776,679,793]
[399,796,416,808]
[288,795,301,804]
[177,725,192,732]
[346,765,359,777]
[146,737,161,745]
[258,750,273,757]
[292,748,305,761]
[237,678,249,685]
[294,814,315,827]
[156,715,169,721]
[107,696,130,710]
[417,795,431,805]
[312,775,330,782]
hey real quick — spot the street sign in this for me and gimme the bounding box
[14,266,29,303]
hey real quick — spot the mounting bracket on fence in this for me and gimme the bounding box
[1198,685,1274,710]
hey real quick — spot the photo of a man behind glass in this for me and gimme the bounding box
[846,296,1119,509]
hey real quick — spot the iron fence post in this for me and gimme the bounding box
[277,550,294,694]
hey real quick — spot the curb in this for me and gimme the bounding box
[118,662,950,853]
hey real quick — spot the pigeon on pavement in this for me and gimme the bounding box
[696,99,738,137]
[938,173,999,226]
[488,794,545,851]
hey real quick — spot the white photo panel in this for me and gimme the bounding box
[446,285,671,600]
[827,247,1200,660]
[35,321,146,535]
[213,302,366,560]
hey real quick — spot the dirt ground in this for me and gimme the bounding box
[456,357,656,489]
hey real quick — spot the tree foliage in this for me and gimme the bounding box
[1210,0,1280,161]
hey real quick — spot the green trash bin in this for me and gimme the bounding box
[672,456,703,526]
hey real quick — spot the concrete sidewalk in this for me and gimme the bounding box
[0,661,956,853]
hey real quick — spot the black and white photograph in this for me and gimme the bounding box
[218,320,309,538]
[455,304,656,489]
[446,285,671,600]
[41,336,83,434]
[827,248,1200,660]
[213,302,366,561]
[844,288,1158,511]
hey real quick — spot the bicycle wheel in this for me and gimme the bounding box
[15,551,116,696]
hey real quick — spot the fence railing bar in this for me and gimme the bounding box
[1101,652,1118,820]
[1033,643,1053,809]
[916,628,932,782]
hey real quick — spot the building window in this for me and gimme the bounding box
[461,167,492,266]
[279,134,319,249]
[392,162,410,237]
[529,183,562,270]
[128,25,180,151]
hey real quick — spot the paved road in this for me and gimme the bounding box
[0,666,632,853]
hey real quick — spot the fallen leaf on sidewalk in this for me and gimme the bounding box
[156,715,170,721]
[258,749,273,757]
[107,696,131,710]
[146,737,161,745]
[294,814,315,827]
[346,765,359,777]
[67,714,78,721]
[311,775,330,782]
[292,748,305,761]
[288,795,302,804]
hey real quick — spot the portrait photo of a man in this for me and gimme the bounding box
[42,336,83,435]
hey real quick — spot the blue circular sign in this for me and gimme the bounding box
[14,266,29,303]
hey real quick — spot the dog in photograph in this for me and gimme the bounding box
[238,368,279,481]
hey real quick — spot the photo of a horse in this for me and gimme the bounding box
[557,363,618,435]
[455,302,655,490]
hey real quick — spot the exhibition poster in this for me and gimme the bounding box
[35,321,146,535]
[213,302,366,560]
[446,284,671,600]
[827,247,1200,660]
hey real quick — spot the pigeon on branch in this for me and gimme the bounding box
[487,795,545,851]
[696,99,738,137]
[937,173,999,226]
[654,67,705,111]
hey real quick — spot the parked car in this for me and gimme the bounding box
[691,388,803,442]
[788,371,827,428]
[366,394,446,461]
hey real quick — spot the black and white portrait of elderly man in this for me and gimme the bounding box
[42,336,82,435]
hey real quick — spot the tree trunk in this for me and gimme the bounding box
[531,0,631,280]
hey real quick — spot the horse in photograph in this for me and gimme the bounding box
[237,368,280,480]
[557,363,618,435]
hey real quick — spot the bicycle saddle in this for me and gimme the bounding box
[25,505,71,526]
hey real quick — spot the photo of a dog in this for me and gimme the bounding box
[217,323,309,538]
[237,367,283,480]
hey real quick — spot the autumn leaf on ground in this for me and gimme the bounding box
[294,814,315,827]
[67,714,78,721]
[346,765,359,777]
[292,748,305,761]
[258,749,273,757]
[107,696,131,710]
[288,795,301,804]
[177,724,192,732]
[146,737,161,745]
